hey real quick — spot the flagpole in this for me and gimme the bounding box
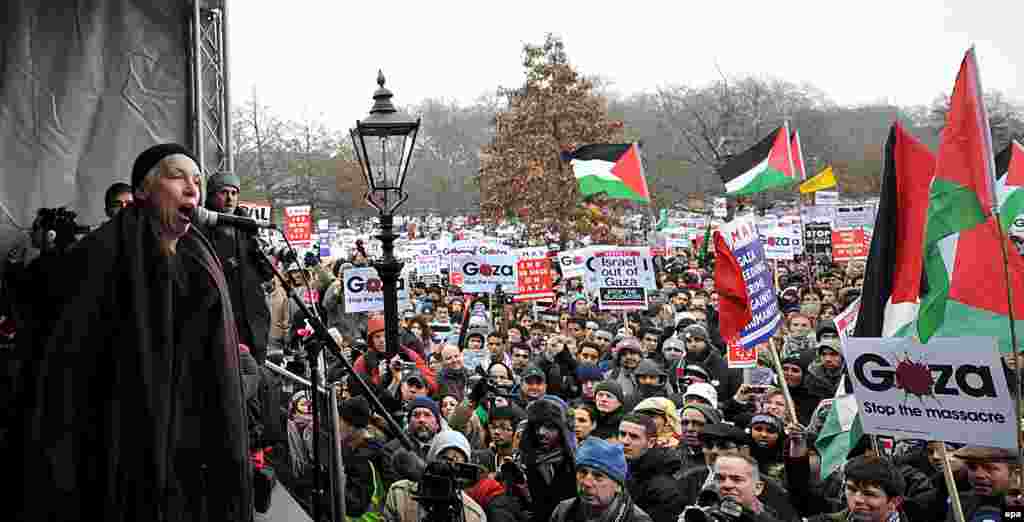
[974,44,1024,484]
[940,442,967,522]
[768,337,800,425]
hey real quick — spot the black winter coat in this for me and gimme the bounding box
[626,448,686,522]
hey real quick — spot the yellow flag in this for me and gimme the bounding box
[799,166,837,193]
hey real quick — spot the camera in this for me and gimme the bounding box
[262,244,297,265]
[414,460,481,507]
[681,485,744,522]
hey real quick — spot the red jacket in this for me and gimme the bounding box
[352,347,438,394]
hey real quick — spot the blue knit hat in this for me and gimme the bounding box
[408,396,441,422]
[575,364,604,383]
[576,437,627,485]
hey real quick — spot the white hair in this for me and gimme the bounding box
[714,454,760,484]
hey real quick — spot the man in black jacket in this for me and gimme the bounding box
[620,413,685,522]
[679,324,741,402]
[200,172,274,364]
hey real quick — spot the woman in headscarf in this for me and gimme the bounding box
[633,397,681,449]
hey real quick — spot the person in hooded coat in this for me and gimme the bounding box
[778,352,826,426]
[678,324,741,401]
[626,359,672,407]
[591,380,627,440]
[11,144,251,521]
[520,396,578,522]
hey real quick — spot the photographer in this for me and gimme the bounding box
[681,455,781,522]
[383,430,486,522]
[352,314,437,405]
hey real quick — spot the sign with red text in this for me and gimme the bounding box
[284,205,312,248]
[831,229,869,261]
[513,247,554,301]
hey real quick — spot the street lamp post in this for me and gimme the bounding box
[350,71,420,356]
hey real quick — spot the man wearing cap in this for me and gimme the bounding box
[604,336,644,398]
[198,171,275,364]
[13,144,252,521]
[628,359,671,405]
[550,437,653,522]
[805,339,845,397]
[514,365,548,409]
[910,446,1021,522]
[353,314,437,409]
[381,396,444,488]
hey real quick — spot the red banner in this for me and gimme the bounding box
[284,205,312,247]
[514,255,554,301]
[831,229,869,261]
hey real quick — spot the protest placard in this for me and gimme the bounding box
[284,205,312,248]
[343,267,410,313]
[556,248,589,279]
[831,229,869,261]
[845,337,1016,449]
[582,246,657,296]
[598,287,648,310]
[452,254,518,293]
[718,216,782,367]
[513,247,554,301]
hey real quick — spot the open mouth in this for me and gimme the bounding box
[178,205,194,223]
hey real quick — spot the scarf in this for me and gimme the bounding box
[535,448,565,485]
[576,493,634,522]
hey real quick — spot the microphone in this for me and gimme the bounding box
[191,207,276,231]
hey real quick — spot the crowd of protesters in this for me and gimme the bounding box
[1,163,1022,522]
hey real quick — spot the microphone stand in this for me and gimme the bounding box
[261,251,414,522]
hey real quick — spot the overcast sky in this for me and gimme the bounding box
[229,0,1022,131]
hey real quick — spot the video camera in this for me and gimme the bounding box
[681,484,744,522]
[413,460,481,518]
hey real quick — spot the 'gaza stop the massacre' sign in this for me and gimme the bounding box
[845,337,1016,449]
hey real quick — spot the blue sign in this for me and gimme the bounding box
[720,216,781,349]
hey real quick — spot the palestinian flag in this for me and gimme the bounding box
[853,123,935,338]
[995,140,1024,232]
[815,378,864,480]
[717,125,797,196]
[566,143,650,203]
[917,48,1024,353]
[790,129,807,181]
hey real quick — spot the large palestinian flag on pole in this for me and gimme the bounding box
[717,125,797,196]
[566,143,650,203]
[854,123,935,338]
[917,47,1024,353]
[995,140,1024,232]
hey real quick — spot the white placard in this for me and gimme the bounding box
[835,205,877,230]
[760,227,798,260]
[582,246,657,293]
[556,248,590,279]
[452,254,518,293]
[845,337,1016,449]
[342,267,411,313]
[816,190,840,206]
